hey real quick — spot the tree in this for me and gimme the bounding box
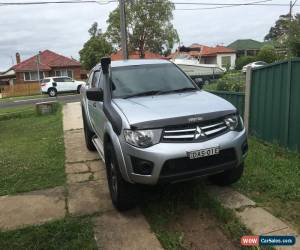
[264,14,291,42]
[235,56,256,70]
[79,22,113,70]
[105,0,179,58]
[287,14,300,57]
[256,45,278,63]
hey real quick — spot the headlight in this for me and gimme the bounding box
[225,114,244,131]
[123,129,162,148]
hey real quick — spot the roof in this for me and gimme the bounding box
[167,44,235,59]
[12,50,81,72]
[111,50,165,61]
[111,59,170,68]
[190,44,235,56]
[227,39,264,50]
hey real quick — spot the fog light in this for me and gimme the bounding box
[131,156,154,175]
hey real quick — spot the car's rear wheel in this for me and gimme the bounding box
[106,143,138,211]
[77,85,82,94]
[48,88,57,97]
[209,163,244,186]
[82,106,96,151]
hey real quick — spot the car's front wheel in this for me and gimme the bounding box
[48,88,57,97]
[105,143,138,211]
[209,163,244,186]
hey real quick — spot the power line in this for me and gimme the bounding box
[0,0,117,6]
[174,0,300,11]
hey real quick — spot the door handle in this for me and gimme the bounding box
[93,102,96,108]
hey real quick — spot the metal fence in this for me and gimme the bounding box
[250,58,300,150]
[209,90,245,118]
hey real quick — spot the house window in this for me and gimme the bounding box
[24,72,45,81]
[221,56,231,68]
[54,69,73,78]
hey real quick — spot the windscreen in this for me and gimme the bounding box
[111,63,195,98]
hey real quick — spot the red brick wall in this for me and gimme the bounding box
[15,67,82,84]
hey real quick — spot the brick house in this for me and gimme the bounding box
[111,50,165,60]
[0,50,86,85]
[168,44,236,70]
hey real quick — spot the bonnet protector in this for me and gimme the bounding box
[130,110,236,130]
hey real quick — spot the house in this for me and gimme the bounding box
[0,50,86,85]
[168,44,236,70]
[111,50,165,61]
[227,39,265,57]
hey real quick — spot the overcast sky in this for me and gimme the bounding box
[0,0,298,71]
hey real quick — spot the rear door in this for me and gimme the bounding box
[63,77,77,91]
[53,77,65,92]
[87,70,101,134]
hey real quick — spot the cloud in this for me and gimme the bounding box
[0,0,298,71]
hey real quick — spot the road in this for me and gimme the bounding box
[0,94,80,109]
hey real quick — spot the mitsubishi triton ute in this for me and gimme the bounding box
[80,58,248,211]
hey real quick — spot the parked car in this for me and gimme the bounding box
[40,77,86,97]
[242,61,267,73]
[81,58,248,211]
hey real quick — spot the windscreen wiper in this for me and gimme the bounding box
[159,87,197,95]
[123,90,163,99]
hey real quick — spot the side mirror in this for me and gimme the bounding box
[86,88,103,102]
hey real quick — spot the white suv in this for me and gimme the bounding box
[41,77,86,97]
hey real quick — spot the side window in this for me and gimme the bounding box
[87,72,94,87]
[98,71,104,89]
[53,77,61,82]
[91,70,100,88]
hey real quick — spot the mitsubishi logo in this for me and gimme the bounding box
[194,126,204,140]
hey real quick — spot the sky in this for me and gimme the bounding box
[0,0,299,71]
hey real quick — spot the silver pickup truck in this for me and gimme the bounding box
[80,58,248,211]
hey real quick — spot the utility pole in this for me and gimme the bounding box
[119,0,128,60]
[36,53,40,82]
[290,0,298,21]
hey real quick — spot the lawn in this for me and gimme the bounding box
[234,137,300,232]
[0,217,97,250]
[0,105,65,196]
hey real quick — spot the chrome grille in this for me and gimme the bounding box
[162,118,229,142]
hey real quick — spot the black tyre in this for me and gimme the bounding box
[105,143,138,211]
[77,85,82,94]
[209,163,244,186]
[48,88,57,97]
[82,106,96,151]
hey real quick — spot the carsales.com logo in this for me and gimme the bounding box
[241,235,296,247]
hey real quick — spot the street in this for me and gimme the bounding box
[0,94,80,109]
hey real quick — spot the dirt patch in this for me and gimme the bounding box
[167,207,237,250]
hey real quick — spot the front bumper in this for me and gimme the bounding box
[119,129,247,185]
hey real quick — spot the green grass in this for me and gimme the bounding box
[0,105,65,195]
[1,93,45,102]
[0,105,35,120]
[0,217,97,250]
[234,137,300,232]
[142,182,259,250]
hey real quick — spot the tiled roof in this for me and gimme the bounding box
[190,44,235,56]
[227,39,264,50]
[12,50,80,71]
[111,50,165,60]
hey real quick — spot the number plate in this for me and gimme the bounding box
[187,147,220,160]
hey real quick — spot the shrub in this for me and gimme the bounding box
[235,56,256,70]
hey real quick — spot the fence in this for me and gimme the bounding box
[211,58,300,151]
[209,90,245,118]
[0,83,41,97]
[250,59,300,150]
